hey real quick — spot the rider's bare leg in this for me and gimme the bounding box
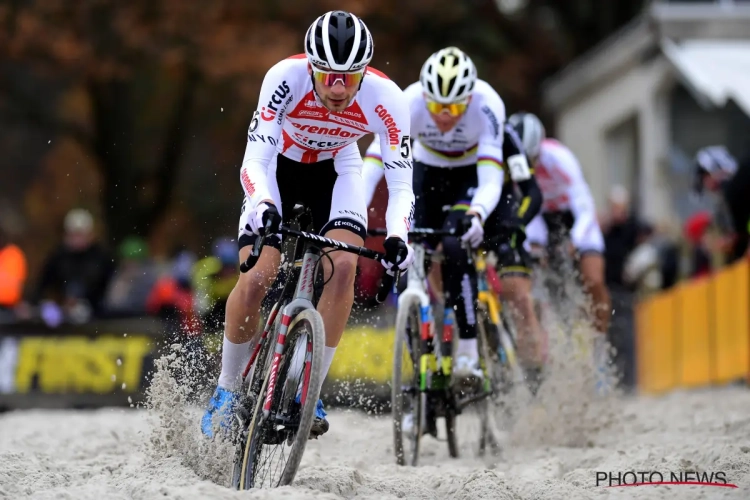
[501,275,546,367]
[315,228,364,382]
[427,244,444,304]
[217,244,280,390]
[578,252,611,335]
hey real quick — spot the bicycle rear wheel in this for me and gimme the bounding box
[237,308,325,489]
[392,298,423,466]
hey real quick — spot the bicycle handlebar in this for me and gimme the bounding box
[367,227,457,238]
[240,222,403,304]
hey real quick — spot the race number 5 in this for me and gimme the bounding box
[400,136,411,159]
[248,110,260,135]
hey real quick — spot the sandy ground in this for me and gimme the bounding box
[2,385,750,500]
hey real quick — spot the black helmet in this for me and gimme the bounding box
[693,145,737,193]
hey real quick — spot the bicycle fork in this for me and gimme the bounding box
[262,248,320,419]
[418,306,455,391]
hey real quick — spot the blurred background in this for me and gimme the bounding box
[1,0,749,409]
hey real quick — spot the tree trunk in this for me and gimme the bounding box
[89,79,139,244]
[88,67,199,245]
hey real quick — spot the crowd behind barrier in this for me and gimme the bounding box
[1,174,748,410]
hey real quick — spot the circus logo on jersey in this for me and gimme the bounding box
[374,104,402,149]
[261,81,291,123]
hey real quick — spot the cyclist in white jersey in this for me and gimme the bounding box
[201,10,416,439]
[363,47,545,389]
[509,113,611,343]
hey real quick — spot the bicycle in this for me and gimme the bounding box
[369,227,499,466]
[472,250,528,420]
[231,205,402,490]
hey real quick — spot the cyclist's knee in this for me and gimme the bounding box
[324,252,358,291]
[502,276,534,312]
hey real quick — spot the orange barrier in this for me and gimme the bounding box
[635,259,749,394]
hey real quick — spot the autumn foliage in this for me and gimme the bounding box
[0,0,645,283]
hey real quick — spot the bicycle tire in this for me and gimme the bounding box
[445,410,459,458]
[237,308,325,489]
[231,301,284,489]
[444,312,493,460]
[475,313,501,457]
[391,298,423,467]
[476,305,520,430]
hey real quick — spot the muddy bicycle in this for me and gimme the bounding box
[231,205,402,489]
[369,227,506,466]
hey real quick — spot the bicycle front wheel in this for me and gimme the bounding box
[392,298,423,466]
[237,308,325,489]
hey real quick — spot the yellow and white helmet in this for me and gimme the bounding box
[419,47,477,104]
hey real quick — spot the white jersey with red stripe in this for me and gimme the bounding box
[240,54,415,241]
[524,138,604,253]
[362,79,506,221]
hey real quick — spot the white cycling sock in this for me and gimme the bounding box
[456,338,478,362]
[321,346,336,383]
[217,336,253,391]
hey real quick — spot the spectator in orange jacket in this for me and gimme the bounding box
[0,227,27,310]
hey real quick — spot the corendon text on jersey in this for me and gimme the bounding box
[375,104,401,146]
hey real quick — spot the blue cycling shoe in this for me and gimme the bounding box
[201,386,239,438]
[295,394,329,438]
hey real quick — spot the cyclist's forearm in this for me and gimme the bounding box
[362,157,385,208]
[239,160,272,208]
[516,176,543,225]
[385,179,414,241]
[471,163,503,221]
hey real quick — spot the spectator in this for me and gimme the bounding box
[602,185,641,287]
[623,222,663,298]
[146,249,206,393]
[653,222,680,291]
[601,185,641,391]
[104,236,160,316]
[684,211,713,279]
[146,250,200,338]
[0,226,27,319]
[192,238,238,334]
[30,208,115,323]
[692,145,750,263]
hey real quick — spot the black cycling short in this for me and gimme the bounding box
[485,190,533,278]
[412,161,481,244]
[238,154,368,250]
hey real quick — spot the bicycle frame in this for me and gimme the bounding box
[261,244,321,417]
[475,252,503,327]
[398,242,452,390]
[241,221,397,419]
[474,250,521,370]
[240,242,319,419]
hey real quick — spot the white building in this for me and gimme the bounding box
[542,0,750,225]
